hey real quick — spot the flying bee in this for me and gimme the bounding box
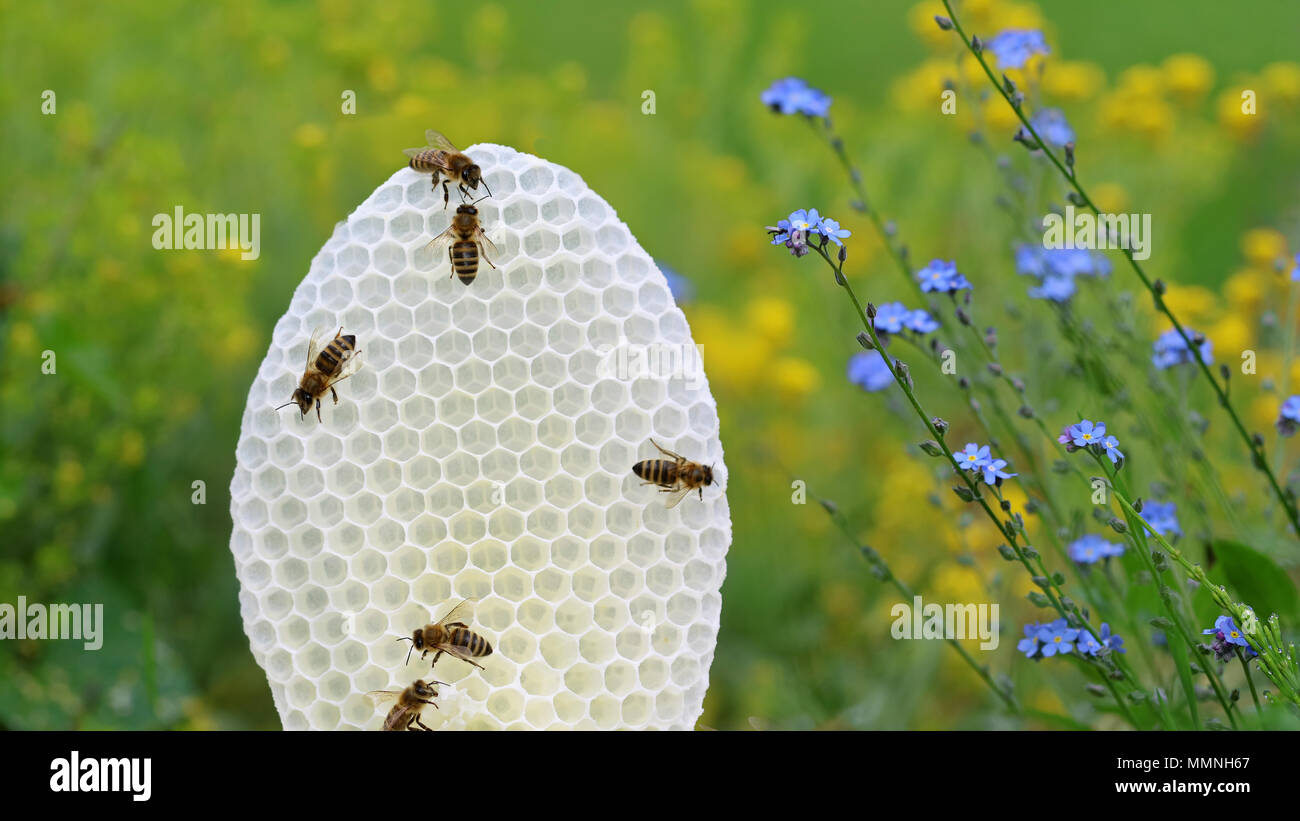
[398,599,494,671]
[632,438,716,509]
[427,203,498,286]
[366,679,446,732]
[403,130,491,209]
[275,326,362,422]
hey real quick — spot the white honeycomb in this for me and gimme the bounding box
[228,144,731,730]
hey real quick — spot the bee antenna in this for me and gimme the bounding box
[396,636,414,665]
[274,401,296,411]
[480,178,493,199]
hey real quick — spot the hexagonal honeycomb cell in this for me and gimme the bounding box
[229,144,730,730]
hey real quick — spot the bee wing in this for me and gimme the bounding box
[424,129,459,152]
[323,349,363,388]
[402,147,426,159]
[435,644,486,667]
[365,689,401,707]
[435,598,476,628]
[424,223,458,255]
[663,485,692,510]
[472,224,499,262]
[305,327,326,370]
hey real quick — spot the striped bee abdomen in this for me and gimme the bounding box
[451,239,479,284]
[315,334,357,376]
[449,627,493,657]
[408,149,443,172]
[633,459,679,487]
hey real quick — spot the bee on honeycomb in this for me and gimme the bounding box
[230,145,731,730]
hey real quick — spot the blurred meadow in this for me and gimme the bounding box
[4,0,1300,729]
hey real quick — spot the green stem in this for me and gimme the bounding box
[808,243,1144,724]
[1241,654,1262,714]
[1275,279,1299,475]
[1108,479,1300,705]
[806,477,1022,714]
[940,0,1300,538]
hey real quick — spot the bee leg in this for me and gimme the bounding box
[699,488,704,501]
[650,439,687,463]
[448,246,455,278]
[442,180,450,209]
[414,716,434,731]
[315,398,323,423]
[430,650,443,667]
[331,386,339,404]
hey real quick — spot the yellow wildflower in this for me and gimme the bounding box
[1207,314,1252,358]
[1225,267,1273,312]
[1160,284,1217,323]
[294,123,326,148]
[1217,86,1263,140]
[1262,62,1300,105]
[770,356,821,402]
[1090,183,1129,215]
[1042,61,1105,101]
[746,296,795,346]
[1161,54,1214,103]
[1241,227,1287,269]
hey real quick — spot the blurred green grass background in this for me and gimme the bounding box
[3,0,1300,729]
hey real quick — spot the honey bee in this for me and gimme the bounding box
[427,203,498,286]
[403,130,491,209]
[398,599,494,671]
[275,326,362,422]
[632,438,715,509]
[366,679,446,732]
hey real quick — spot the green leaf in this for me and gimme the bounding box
[1207,539,1300,624]
[1167,638,1198,730]
[1023,708,1093,731]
